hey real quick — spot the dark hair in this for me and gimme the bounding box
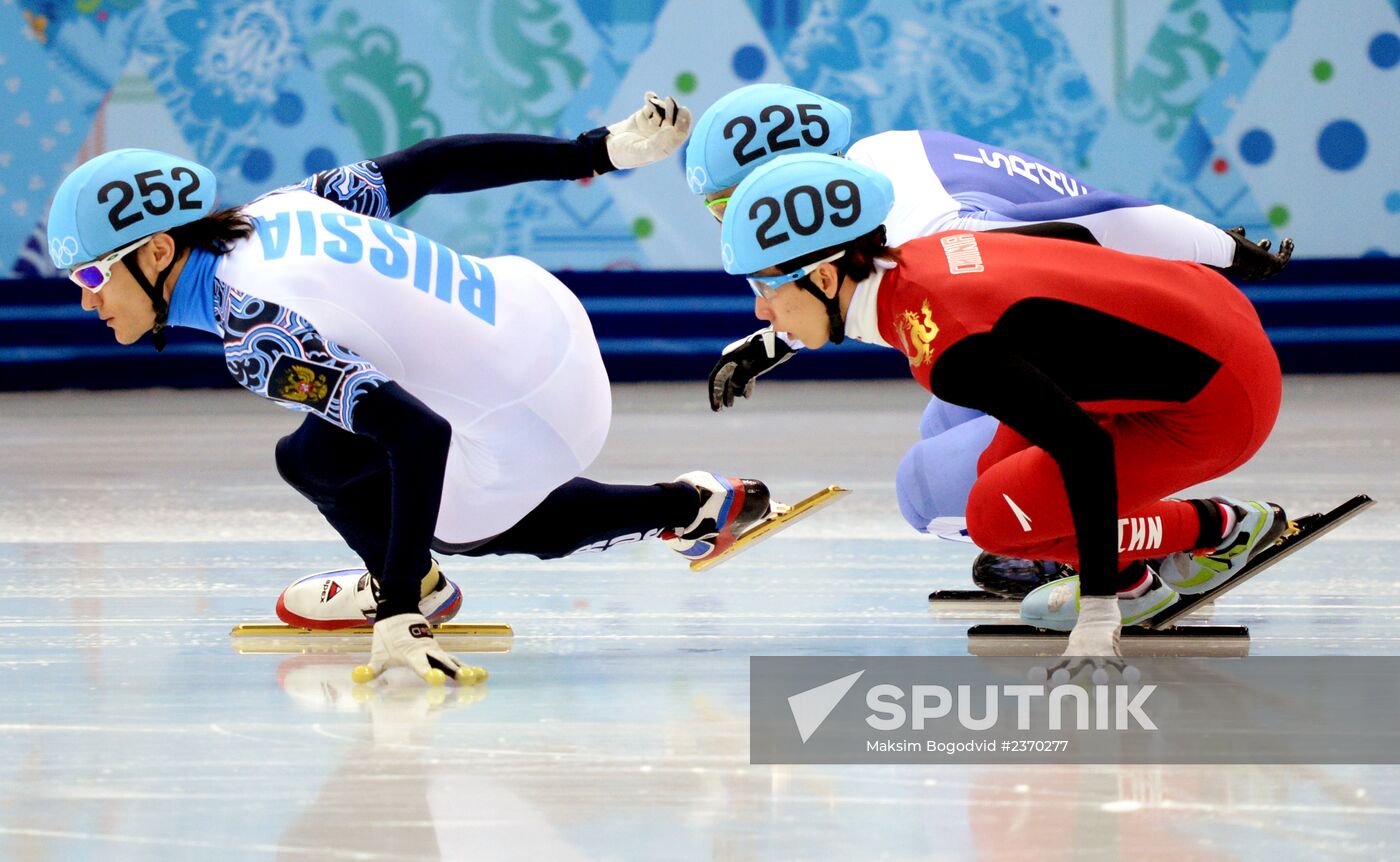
[166,206,255,256]
[782,224,902,283]
[833,225,902,282]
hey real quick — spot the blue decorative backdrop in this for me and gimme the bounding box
[1,0,1398,279]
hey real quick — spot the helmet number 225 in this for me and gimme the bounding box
[724,104,831,167]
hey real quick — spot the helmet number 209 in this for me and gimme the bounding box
[750,179,862,250]
[724,103,831,168]
[97,167,204,232]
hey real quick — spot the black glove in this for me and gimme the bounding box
[1220,227,1294,281]
[708,328,796,411]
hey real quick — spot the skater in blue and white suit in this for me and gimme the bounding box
[46,94,772,684]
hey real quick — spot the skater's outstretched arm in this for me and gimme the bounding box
[276,92,691,219]
[372,130,613,213]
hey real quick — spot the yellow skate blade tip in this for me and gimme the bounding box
[689,485,850,572]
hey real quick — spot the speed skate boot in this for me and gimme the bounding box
[275,559,462,630]
[1019,561,1178,631]
[972,552,1076,597]
[663,471,772,564]
[1158,497,1289,595]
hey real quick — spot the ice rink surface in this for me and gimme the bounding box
[1,377,1397,861]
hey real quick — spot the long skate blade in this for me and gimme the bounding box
[689,485,850,572]
[1143,493,1373,630]
[231,623,514,637]
[969,623,1249,639]
[230,622,514,655]
[928,590,1020,619]
[967,625,1252,657]
[929,590,1018,605]
[932,592,1218,622]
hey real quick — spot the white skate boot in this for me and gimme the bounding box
[1158,497,1289,594]
[662,471,772,564]
[1019,567,1178,631]
[275,560,462,630]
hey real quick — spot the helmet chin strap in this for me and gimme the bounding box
[120,255,174,352]
[795,273,846,345]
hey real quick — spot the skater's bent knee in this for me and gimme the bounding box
[918,396,984,439]
[895,449,935,532]
[274,434,305,487]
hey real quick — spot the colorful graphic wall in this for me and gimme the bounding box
[1,0,1397,278]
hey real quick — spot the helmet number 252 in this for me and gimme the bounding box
[750,179,861,251]
[724,103,831,168]
[98,167,204,232]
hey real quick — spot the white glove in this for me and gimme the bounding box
[361,613,468,684]
[1063,595,1122,656]
[605,91,693,170]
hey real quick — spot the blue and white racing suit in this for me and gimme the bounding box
[171,167,611,545]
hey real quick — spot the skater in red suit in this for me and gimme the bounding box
[719,153,1291,655]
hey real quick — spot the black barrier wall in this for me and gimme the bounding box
[2,259,1398,391]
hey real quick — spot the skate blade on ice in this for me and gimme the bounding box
[965,494,1373,646]
[1143,494,1372,630]
[928,591,1218,621]
[230,622,514,655]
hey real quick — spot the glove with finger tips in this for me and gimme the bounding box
[365,612,467,684]
[644,92,677,124]
[1063,595,1123,657]
[1221,227,1295,281]
[606,91,694,170]
[708,328,796,411]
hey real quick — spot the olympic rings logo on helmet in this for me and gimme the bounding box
[49,235,80,269]
[719,153,895,278]
[687,165,710,196]
[684,84,852,197]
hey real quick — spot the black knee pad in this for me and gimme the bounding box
[274,432,345,499]
[274,433,308,489]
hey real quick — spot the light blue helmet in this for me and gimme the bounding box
[47,148,217,269]
[684,84,852,196]
[721,153,894,276]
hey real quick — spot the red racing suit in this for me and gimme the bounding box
[871,231,1281,596]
